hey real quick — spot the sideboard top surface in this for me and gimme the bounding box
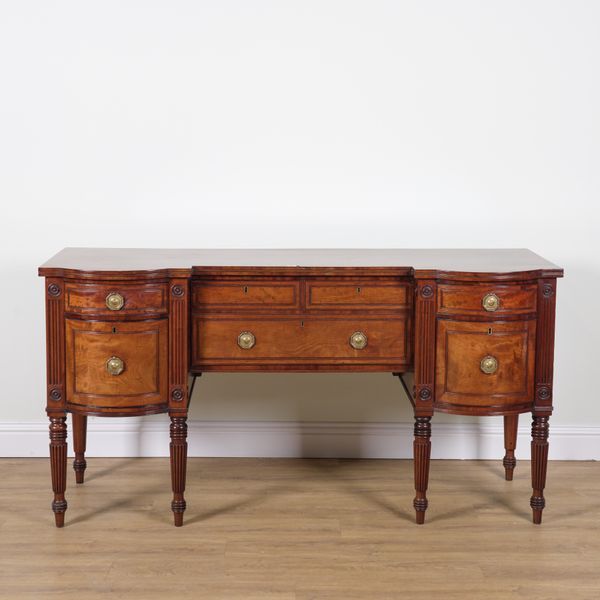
[39,248,563,279]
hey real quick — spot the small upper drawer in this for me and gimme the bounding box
[437,283,537,316]
[192,281,299,309]
[65,282,168,316]
[307,281,410,310]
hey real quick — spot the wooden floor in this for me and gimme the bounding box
[0,458,598,599]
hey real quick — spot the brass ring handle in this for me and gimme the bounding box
[237,331,256,350]
[482,293,500,312]
[106,292,125,311]
[350,331,368,350]
[480,355,498,375]
[106,356,125,376]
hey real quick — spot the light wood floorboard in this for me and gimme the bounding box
[0,458,598,599]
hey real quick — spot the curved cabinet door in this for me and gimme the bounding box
[65,319,168,414]
[435,319,536,415]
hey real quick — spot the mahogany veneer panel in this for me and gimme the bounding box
[65,281,167,317]
[193,280,299,309]
[192,316,410,368]
[435,319,536,413]
[438,283,537,316]
[306,281,410,310]
[39,248,563,280]
[65,319,168,410]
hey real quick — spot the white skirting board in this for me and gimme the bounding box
[1,419,598,460]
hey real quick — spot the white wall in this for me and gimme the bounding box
[0,2,598,455]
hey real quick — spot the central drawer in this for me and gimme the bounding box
[191,316,410,368]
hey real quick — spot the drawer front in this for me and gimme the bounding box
[438,283,537,316]
[192,317,410,366]
[436,319,536,410]
[307,281,410,310]
[65,282,168,316]
[193,280,299,310]
[66,319,168,409]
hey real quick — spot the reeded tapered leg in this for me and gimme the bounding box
[503,414,518,481]
[169,415,188,526]
[413,416,432,524]
[72,413,87,484]
[530,415,549,524]
[49,415,68,527]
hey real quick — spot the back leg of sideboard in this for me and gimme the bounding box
[72,413,88,484]
[503,414,518,481]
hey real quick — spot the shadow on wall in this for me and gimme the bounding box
[189,372,412,422]
[187,372,456,457]
[80,373,513,459]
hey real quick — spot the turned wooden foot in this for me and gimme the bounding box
[530,415,549,524]
[503,414,518,481]
[49,415,68,527]
[72,413,88,484]
[413,416,431,524]
[170,415,188,527]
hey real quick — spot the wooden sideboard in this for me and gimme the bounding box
[39,248,563,527]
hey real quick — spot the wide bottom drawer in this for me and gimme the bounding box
[192,316,410,367]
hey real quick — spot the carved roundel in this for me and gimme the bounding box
[49,388,62,402]
[421,285,434,299]
[171,388,184,402]
[47,283,61,297]
[172,285,185,297]
[419,387,432,401]
[542,283,554,298]
[537,386,551,401]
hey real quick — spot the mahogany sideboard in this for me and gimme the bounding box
[38,248,563,527]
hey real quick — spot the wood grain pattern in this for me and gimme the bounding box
[45,278,66,412]
[191,316,410,369]
[64,281,167,317]
[530,279,558,523]
[48,416,67,527]
[413,280,436,417]
[72,413,87,484]
[38,250,563,527]
[169,416,188,526]
[306,281,410,310]
[168,280,190,413]
[0,458,598,598]
[413,416,432,524]
[435,319,536,414]
[65,319,168,411]
[438,283,537,316]
[503,414,518,481]
[534,279,558,415]
[193,280,299,309]
[411,281,436,524]
[2,457,598,599]
[531,415,550,524]
[38,247,564,277]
